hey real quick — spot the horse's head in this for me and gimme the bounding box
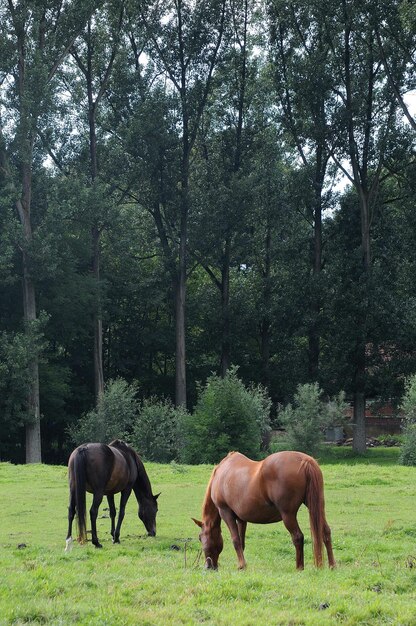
[139,492,160,537]
[192,518,223,570]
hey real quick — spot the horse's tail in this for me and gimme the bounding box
[71,447,88,544]
[303,457,325,567]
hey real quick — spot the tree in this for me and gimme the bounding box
[191,0,263,378]
[0,0,101,462]
[268,0,338,381]
[373,0,416,133]
[328,0,403,452]
[179,367,271,463]
[137,0,228,406]
[68,0,125,400]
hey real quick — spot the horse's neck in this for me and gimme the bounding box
[202,484,221,527]
[133,457,153,502]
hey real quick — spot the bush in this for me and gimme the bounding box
[179,367,271,464]
[399,375,416,466]
[130,397,187,462]
[69,378,139,445]
[277,383,346,457]
[399,375,416,424]
[399,423,416,466]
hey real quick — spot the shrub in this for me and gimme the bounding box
[69,378,139,445]
[399,375,416,466]
[400,375,416,424]
[277,383,346,457]
[130,397,187,462]
[179,367,271,464]
[399,423,416,466]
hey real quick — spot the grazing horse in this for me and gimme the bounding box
[65,439,159,552]
[193,450,335,570]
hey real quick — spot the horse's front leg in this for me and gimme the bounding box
[282,512,304,570]
[220,508,246,570]
[113,488,132,543]
[107,494,116,541]
[90,492,104,548]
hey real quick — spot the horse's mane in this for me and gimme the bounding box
[109,438,129,450]
[201,453,237,522]
[201,466,219,521]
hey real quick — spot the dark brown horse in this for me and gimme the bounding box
[193,450,335,570]
[65,440,159,551]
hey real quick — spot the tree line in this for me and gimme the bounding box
[0,0,415,464]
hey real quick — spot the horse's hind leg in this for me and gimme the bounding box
[237,520,247,551]
[90,492,104,548]
[65,489,76,552]
[282,512,304,570]
[323,520,336,568]
[113,487,132,543]
[107,495,117,541]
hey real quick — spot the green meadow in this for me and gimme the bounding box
[1,449,415,625]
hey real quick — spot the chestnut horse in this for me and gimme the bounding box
[193,451,335,570]
[65,439,159,551]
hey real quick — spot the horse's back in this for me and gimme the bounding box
[68,442,133,495]
[215,450,317,479]
[210,452,269,522]
[262,450,319,478]
[69,442,112,470]
[261,451,321,505]
[211,451,319,522]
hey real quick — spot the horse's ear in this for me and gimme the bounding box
[192,517,203,528]
[154,492,161,500]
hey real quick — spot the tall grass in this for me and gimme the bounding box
[0,448,415,625]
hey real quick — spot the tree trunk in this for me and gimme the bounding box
[92,224,104,399]
[23,272,42,463]
[308,157,324,381]
[260,218,272,389]
[220,236,231,377]
[352,193,371,454]
[17,162,42,463]
[175,141,189,407]
[342,9,373,453]
[218,0,248,378]
[86,27,104,401]
[352,390,366,453]
[175,205,187,406]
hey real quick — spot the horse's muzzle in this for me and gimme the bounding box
[147,530,156,537]
[205,557,217,570]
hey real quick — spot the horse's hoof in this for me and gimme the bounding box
[94,543,103,549]
[112,538,120,544]
[65,538,74,553]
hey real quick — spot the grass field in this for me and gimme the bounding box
[1,448,415,625]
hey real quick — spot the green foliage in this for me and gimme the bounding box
[399,423,416,466]
[1,0,416,465]
[277,383,347,457]
[399,375,416,424]
[130,397,187,463]
[399,375,416,466]
[69,378,139,445]
[179,367,271,464]
[0,315,48,426]
[0,314,48,460]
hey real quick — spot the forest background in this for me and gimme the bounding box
[1,0,415,464]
